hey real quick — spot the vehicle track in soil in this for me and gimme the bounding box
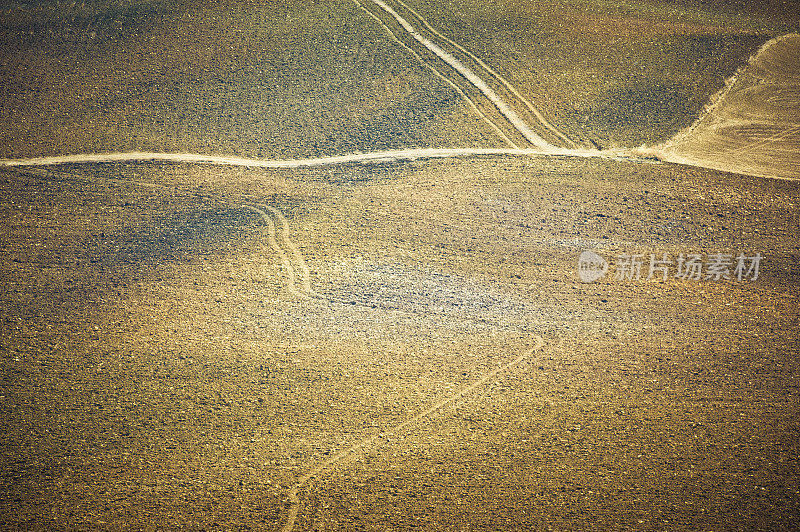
[0,146,651,170]
[280,335,545,532]
[387,0,578,148]
[354,0,570,150]
[243,205,321,301]
[352,0,520,148]
[3,21,797,531]
[7,160,552,531]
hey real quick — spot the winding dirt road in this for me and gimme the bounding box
[0,146,650,170]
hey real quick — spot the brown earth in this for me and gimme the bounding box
[0,155,798,530]
[0,1,799,530]
[659,33,800,181]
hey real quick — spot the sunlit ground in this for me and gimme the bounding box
[0,0,798,529]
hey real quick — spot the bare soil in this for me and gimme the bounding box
[1,156,798,530]
[0,1,798,530]
[662,33,800,180]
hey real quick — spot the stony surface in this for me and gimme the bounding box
[0,1,798,530]
[0,156,797,530]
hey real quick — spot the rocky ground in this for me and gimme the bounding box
[0,155,797,530]
[0,0,798,530]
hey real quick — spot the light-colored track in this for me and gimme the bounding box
[362,0,552,149]
[281,335,545,532]
[260,204,323,300]
[243,205,323,301]
[243,205,310,300]
[390,0,577,148]
[0,145,648,170]
[353,0,521,148]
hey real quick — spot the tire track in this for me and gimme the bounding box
[357,0,558,149]
[353,0,521,149]
[389,0,578,149]
[280,335,545,532]
[260,204,323,300]
[243,204,322,301]
[11,167,324,301]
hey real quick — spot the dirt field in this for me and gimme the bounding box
[0,1,798,530]
[660,33,800,180]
